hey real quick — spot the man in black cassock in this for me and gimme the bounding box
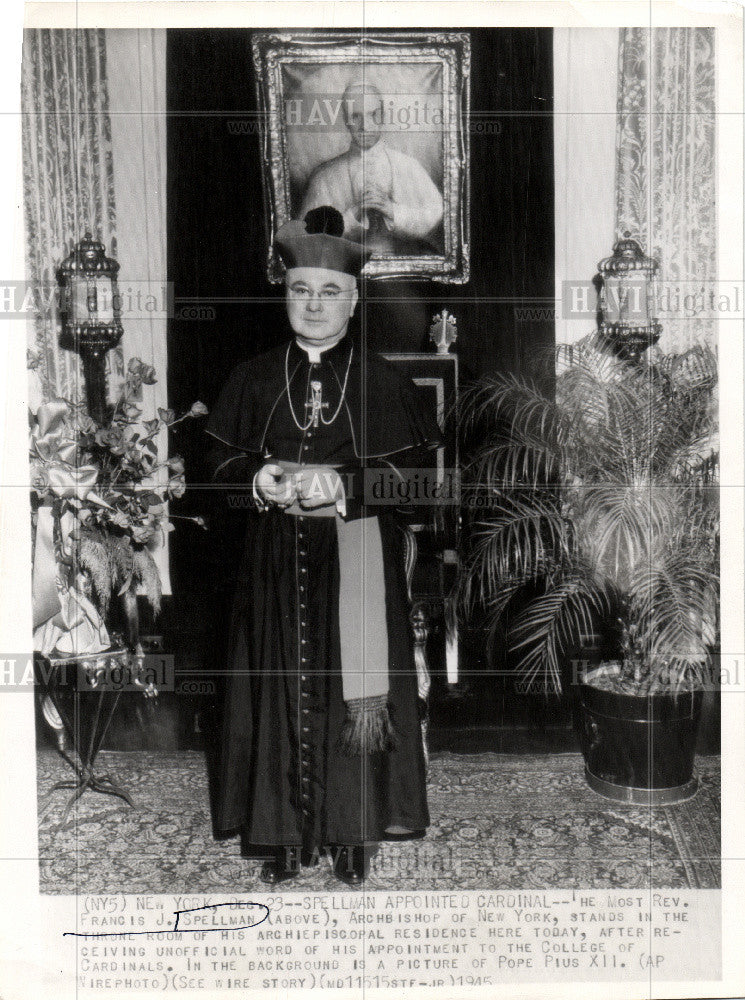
[204,206,442,885]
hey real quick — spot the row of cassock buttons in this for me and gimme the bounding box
[299,386,315,819]
[298,516,312,817]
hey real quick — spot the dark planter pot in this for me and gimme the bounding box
[575,681,703,805]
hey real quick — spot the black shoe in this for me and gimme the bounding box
[259,848,300,885]
[300,847,320,869]
[332,845,369,886]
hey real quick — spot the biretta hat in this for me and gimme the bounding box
[274,206,371,277]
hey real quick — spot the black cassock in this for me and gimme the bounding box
[204,335,442,851]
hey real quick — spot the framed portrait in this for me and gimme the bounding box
[252,31,471,283]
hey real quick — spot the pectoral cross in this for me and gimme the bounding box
[305,380,330,427]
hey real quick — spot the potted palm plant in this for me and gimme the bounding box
[457,337,719,804]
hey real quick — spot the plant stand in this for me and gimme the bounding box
[35,649,137,823]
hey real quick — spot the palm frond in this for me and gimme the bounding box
[457,338,719,693]
[459,492,570,607]
[464,438,562,490]
[459,374,563,443]
[576,485,679,589]
[629,549,717,666]
[506,578,611,692]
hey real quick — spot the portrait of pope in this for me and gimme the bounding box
[281,64,448,257]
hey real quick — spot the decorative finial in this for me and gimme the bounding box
[429,310,457,355]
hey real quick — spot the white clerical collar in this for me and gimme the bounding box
[350,139,387,158]
[295,338,342,363]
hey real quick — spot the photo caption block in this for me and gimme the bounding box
[56,888,721,992]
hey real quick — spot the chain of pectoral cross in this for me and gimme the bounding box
[285,344,354,431]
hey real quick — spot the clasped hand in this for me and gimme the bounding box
[354,184,395,228]
[256,463,343,509]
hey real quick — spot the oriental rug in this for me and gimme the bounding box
[36,750,720,894]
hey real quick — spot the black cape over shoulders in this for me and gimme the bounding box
[205,334,443,462]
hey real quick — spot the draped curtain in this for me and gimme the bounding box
[22,28,170,593]
[105,29,167,415]
[22,28,124,400]
[553,29,619,348]
[615,28,716,353]
[106,29,170,592]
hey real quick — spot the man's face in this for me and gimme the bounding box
[285,267,358,345]
[345,93,384,150]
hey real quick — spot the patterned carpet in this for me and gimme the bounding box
[37,749,720,893]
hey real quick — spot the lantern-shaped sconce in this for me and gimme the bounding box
[57,233,124,424]
[595,232,662,361]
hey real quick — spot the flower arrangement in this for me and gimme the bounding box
[30,354,208,652]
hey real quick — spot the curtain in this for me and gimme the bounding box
[615,28,716,353]
[23,29,171,594]
[22,28,124,400]
[106,30,167,399]
[554,28,619,347]
[106,29,170,592]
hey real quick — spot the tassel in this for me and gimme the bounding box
[336,694,399,756]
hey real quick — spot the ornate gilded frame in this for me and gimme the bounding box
[252,31,471,283]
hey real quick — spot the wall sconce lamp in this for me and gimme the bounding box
[57,233,123,424]
[594,232,662,362]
